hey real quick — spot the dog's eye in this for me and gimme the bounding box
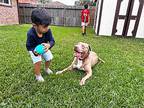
[82,46,85,49]
[81,52,85,54]
[80,44,84,48]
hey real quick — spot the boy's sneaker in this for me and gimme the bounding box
[35,75,44,82]
[45,68,53,74]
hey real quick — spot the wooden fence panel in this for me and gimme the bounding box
[18,4,95,26]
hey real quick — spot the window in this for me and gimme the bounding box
[0,0,11,5]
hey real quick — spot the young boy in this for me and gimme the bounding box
[81,4,90,36]
[26,9,55,82]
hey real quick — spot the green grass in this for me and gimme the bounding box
[0,24,144,107]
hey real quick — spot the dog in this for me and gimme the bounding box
[56,42,104,85]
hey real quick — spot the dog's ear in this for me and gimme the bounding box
[88,45,92,51]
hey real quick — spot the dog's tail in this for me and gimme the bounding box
[98,57,105,63]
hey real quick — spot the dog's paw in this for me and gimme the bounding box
[56,71,63,75]
[79,79,86,86]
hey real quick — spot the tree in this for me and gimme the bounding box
[38,0,52,4]
[79,0,92,2]
[78,0,94,6]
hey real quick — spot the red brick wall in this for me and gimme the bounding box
[0,0,19,25]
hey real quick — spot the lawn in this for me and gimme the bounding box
[0,24,144,107]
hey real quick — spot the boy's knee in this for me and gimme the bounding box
[29,51,42,64]
[43,50,53,61]
[34,61,41,65]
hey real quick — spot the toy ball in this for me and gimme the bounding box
[34,44,45,55]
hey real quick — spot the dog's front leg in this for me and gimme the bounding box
[80,65,92,86]
[56,57,76,74]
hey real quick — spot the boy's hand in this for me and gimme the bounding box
[42,43,50,52]
[33,51,39,56]
[87,21,90,25]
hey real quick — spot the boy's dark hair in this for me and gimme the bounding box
[84,4,88,9]
[31,8,51,26]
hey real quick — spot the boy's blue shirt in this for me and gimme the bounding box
[26,27,55,51]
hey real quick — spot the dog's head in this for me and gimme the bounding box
[74,42,91,60]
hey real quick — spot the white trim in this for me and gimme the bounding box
[0,0,11,6]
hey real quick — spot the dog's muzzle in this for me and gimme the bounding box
[74,45,83,59]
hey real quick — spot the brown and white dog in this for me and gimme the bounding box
[56,42,104,85]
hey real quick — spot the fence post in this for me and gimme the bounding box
[63,7,65,26]
[23,6,26,24]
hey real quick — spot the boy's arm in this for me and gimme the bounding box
[46,29,55,49]
[26,33,38,56]
[88,10,90,25]
[88,15,90,25]
[42,29,55,52]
